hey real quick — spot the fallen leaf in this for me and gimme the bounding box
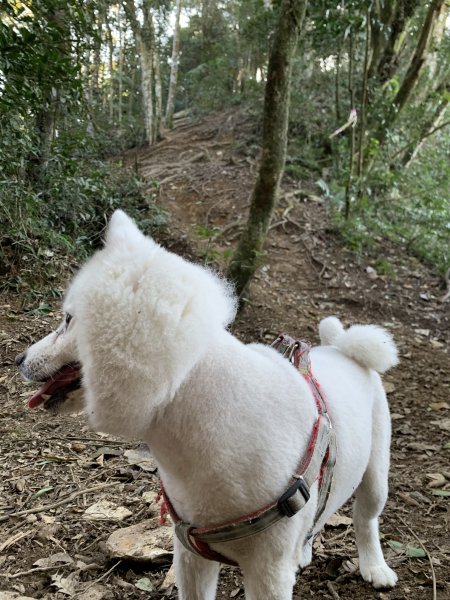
[431,489,450,497]
[135,577,154,592]
[388,540,427,558]
[431,419,450,433]
[51,573,78,596]
[91,446,123,458]
[124,447,156,472]
[159,564,176,594]
[384,381,396,394]
[326,513,352,527]
[34,553,74,568]
[35,486,54,497]
[430,339,445,349]
[407,442,439,451]
[426,473,446,488]
[83,500,132,522]
[429,402,449,411]
[414,328,430,336]
[397,492,420,507]
[406,546,427,558]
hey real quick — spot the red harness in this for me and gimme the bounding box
[158,335,336,566]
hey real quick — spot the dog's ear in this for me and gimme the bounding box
[105,210,149,251]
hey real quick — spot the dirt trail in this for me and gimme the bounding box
[1,109,449,599]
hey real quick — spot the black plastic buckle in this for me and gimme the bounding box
[277,476,310,518]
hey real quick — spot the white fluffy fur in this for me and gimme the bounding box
[19,211,399,599]
[320,316,398,374]
[319,316,344,345]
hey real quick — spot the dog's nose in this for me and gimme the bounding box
[15,352,26,367]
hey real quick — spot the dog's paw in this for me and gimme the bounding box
[361,564,398,589]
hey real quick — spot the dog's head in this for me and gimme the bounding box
[16,309,83,414]
[18,210,236,438]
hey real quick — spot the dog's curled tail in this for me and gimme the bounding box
[319,316,399,374]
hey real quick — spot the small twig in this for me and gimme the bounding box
[0,529,33,552]
[50,436,130,446]
[80,560,122,593]
[0,481,121,523]
[400,516,437,600]
[326,581,340,599]
[1,564,72,579]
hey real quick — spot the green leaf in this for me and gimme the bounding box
[35,486,54,497]
[387,540,427,558]
[387,539,403,551]
[406,546,427,558]
[431,489,450,497]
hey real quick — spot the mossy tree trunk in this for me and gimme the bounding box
[226,0,307,300]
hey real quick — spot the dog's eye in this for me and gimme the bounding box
[65,313,73,327]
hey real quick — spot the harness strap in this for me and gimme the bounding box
[160,334,336,566]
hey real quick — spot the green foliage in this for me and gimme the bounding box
[0,154,167,293]
[178,0,274,113]
[329,129,450,273]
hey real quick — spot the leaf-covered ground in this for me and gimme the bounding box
[1,110,449,599]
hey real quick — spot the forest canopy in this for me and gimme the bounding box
[0,0,449,294]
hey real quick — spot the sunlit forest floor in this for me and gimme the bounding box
[1,110,449,599]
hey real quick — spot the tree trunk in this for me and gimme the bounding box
[153,48,162,140]
[165,0,182,129]
[124,0,155,144]
[118,11,124,128]
[105,16,115,122]
[367,0,397,79]
[393,0,445,113]
[374,0,422,84]
[28,8,66,180]
[226,0,308,300]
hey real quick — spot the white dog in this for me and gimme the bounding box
[17,210,399,599]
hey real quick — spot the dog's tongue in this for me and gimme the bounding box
[28,365,81,409]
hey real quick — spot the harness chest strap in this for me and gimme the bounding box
[160,335,336,565]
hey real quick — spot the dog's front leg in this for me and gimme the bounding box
[174,536,221,600]
[241,556,298,600]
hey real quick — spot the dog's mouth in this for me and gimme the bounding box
[28,363,82,410]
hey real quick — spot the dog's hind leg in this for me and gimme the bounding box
[173,536,220,600]
[353,381,398,589]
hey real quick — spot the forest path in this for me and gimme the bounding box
[134,109,450,599]
[0,109,449,600]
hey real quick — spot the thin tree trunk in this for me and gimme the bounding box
[124,0,155,144]
[153,48,162,140]
[165,0,182,129]
[118,11,124,128]
[226,0,308,300]
[105,16,115,122]
[335,43,342,123]
[344,31,356,220]
[374,0,422,84]
[357,9,371,182]
[367,0,396,79]
[28,8,66,180]
[393,0,445,113]
[90,13,102,105]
